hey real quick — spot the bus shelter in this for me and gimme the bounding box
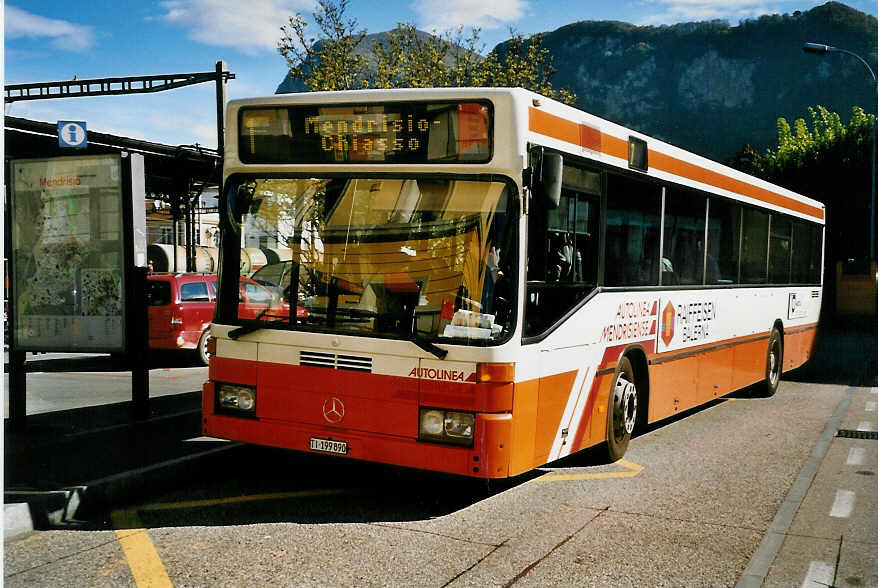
[4,117,221,426]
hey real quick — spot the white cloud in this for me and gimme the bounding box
[158,0,315,55]
[412,0,528,31]
[5,5,96,51]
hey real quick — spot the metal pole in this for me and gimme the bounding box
[131,266,150,419]
[215,60,227,163]
[172,198,179,272]
[6,183,28,430]
[10,351,27,431]
[871,80,876,260]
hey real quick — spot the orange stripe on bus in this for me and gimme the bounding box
[601,133,628,160]
[649,151,824,220]
[527,107,824,220]
[529,107,582,145]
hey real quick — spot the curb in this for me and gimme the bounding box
[4,503,35,540]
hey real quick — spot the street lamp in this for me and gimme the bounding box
[803,42,877,260]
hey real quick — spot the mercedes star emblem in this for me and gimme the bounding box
[322,397,345,424]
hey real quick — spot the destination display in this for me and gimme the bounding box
[239,101,492,164]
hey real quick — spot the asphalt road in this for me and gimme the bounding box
[5,376,877,587]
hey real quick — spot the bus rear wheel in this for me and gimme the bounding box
[761,327,783,397]
[604,356,637,462]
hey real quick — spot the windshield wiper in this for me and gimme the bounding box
[411,336,447,360]
[228,305,273,340]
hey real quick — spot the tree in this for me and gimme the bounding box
[729,105,875,264]
[481,32,576,105]
[765,105,872,174]
[370,23,486,90]
[278,0,369,91]
[277,0,576,104]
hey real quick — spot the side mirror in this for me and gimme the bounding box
[235,184,256,219]
[226,183,256,232]
[536,152,562,209]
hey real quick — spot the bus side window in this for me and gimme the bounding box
[768,214,792,284]
[741,207,769,284]
[791,220,822,284]
[663,188,706,286]
[605,174,661,286]
[706,198,741,284]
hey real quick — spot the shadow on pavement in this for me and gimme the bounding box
[785,315,878,386]
[105,445,544,530]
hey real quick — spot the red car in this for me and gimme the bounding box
[146,273,305,365]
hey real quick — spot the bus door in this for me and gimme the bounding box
[524,161,603,465]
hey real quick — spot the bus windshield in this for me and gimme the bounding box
[229,176,517,344]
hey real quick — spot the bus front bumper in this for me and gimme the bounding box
[202,382,512,478]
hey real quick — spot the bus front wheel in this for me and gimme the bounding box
[604,356,637,462]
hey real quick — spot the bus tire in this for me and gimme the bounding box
[197,329,211,366]
[761,327,783,397]
[604,356,637,462]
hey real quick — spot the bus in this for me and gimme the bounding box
[203,87,824,478]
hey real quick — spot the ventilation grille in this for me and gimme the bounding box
[811,290,820,298]
[300,350,372,372]
[837,429,878,440]
[300,350,335,368]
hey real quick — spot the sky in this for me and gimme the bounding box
[6,0,878,148]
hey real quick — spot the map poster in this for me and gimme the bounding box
[10,155,127,352]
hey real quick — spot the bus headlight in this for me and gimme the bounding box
[419,408,474,446]
[217,383,257,414]
[444,412,475,439]
[421,409,444,436]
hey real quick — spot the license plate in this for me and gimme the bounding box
[309,437,348,455]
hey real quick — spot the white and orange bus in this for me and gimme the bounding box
[203,88,824,478]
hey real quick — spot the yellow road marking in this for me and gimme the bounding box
[535,459,644,482]
[111,509,173,588]
[109,488,349,585]
[138,488,349,512]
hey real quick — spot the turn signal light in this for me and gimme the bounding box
[476,362,515,384]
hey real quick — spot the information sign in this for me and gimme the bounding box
[58,121,88,149]
[10,154,127,351]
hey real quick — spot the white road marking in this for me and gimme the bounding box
[801,561,834,588]
[857,421,873,432]
[872,387,878,394]
[829,489,856,518]
[846,447,866,466]
[865,401,877,412]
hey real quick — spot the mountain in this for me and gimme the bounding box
[276,2,878,161]
[507,2,878,160]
